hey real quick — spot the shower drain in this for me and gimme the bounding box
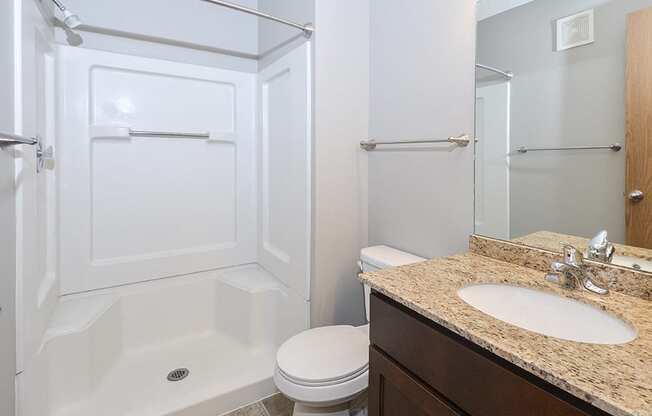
[167,368,190,382]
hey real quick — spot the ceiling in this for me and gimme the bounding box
[477,0,536,20]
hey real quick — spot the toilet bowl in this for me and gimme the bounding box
[273,246,425,416]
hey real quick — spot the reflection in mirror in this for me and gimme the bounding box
[474,0,652,271]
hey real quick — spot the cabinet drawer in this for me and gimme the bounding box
[370,292,609,416]
[369,346,462,416]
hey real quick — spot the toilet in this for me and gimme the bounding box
[274,246,425,416]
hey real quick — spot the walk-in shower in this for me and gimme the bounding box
[14,2,315,415]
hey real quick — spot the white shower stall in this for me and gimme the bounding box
[18,36,312,416]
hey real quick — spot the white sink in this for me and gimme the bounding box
[457,284,636,345]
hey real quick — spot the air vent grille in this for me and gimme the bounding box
[556,9,594,51]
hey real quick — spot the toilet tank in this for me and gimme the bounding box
[359,246,425,322]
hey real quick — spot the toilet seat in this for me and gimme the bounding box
[277,325,368,385]
[274,325,369,405]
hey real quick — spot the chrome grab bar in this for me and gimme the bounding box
[0,131,53,173]
[515,143,622,154]
[360,134,470,151]
[0,131,39,146]
[129,129,211,139]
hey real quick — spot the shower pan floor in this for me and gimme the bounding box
[56,332,278,416]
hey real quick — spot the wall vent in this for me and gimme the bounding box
[556,9,594,51]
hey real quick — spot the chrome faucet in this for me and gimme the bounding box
[545,245,609,295]
[586,230,615,263]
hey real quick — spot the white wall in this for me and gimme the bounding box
[311,0,370,327]
[55,0,259,72]
[367,0,476,259]
[0,0,16,413]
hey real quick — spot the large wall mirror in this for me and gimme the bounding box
[474,0,652,272]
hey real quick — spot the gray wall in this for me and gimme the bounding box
[0,0,16,414]
[258,0,314,68]
[311,0,370,327]
[64,0,258,53]
[56,0,260,71]
[478,0,652,243]
[368,0,477,259]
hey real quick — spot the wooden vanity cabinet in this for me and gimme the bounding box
[368,292,612,416]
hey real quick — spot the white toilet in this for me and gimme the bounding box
[274,245,425,416]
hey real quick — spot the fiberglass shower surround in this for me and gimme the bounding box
[20,30,312,416]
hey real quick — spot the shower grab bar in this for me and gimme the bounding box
[360,134,471,151]
[0,131,39,146]
[0,131,54,173]
[514,143,622,154]
[89,125,224,141]
[129,129,211,139]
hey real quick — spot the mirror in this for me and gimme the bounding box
[474,0,652,272]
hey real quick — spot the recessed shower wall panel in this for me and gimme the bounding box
[257,43,311,301]
[57,46,257,293]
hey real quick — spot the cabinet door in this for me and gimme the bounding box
[369,347,461,416]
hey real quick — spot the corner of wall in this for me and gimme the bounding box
[311,0,370,327]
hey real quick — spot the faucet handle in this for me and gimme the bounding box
[562,244,583,266]
[587,230,615,262]
[588,230,608,247]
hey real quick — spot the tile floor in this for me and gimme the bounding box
[222,393,293,416]
[223,392,368,416]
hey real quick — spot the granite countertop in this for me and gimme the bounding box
[359,253,652,416]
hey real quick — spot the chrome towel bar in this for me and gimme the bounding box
[360,134,470,151]
[129,129,211,139]
[515,143,622,154]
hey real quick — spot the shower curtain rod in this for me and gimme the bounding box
[476,63,513,80]
[200,0,314,37]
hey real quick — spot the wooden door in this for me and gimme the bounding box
[369,347,461,416]
[626,6,652,247]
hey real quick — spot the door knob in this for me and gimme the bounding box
[628,190,645,202]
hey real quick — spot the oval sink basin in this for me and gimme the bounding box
[457,284,636,345]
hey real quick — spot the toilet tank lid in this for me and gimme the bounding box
[360,245,425,269]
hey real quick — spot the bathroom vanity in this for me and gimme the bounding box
[360,237,652,416]
[369,293,610,416]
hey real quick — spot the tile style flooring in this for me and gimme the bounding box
[223,392,368,416]
[223,393,294,416]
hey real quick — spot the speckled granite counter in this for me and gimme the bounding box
[359,253,652,416]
